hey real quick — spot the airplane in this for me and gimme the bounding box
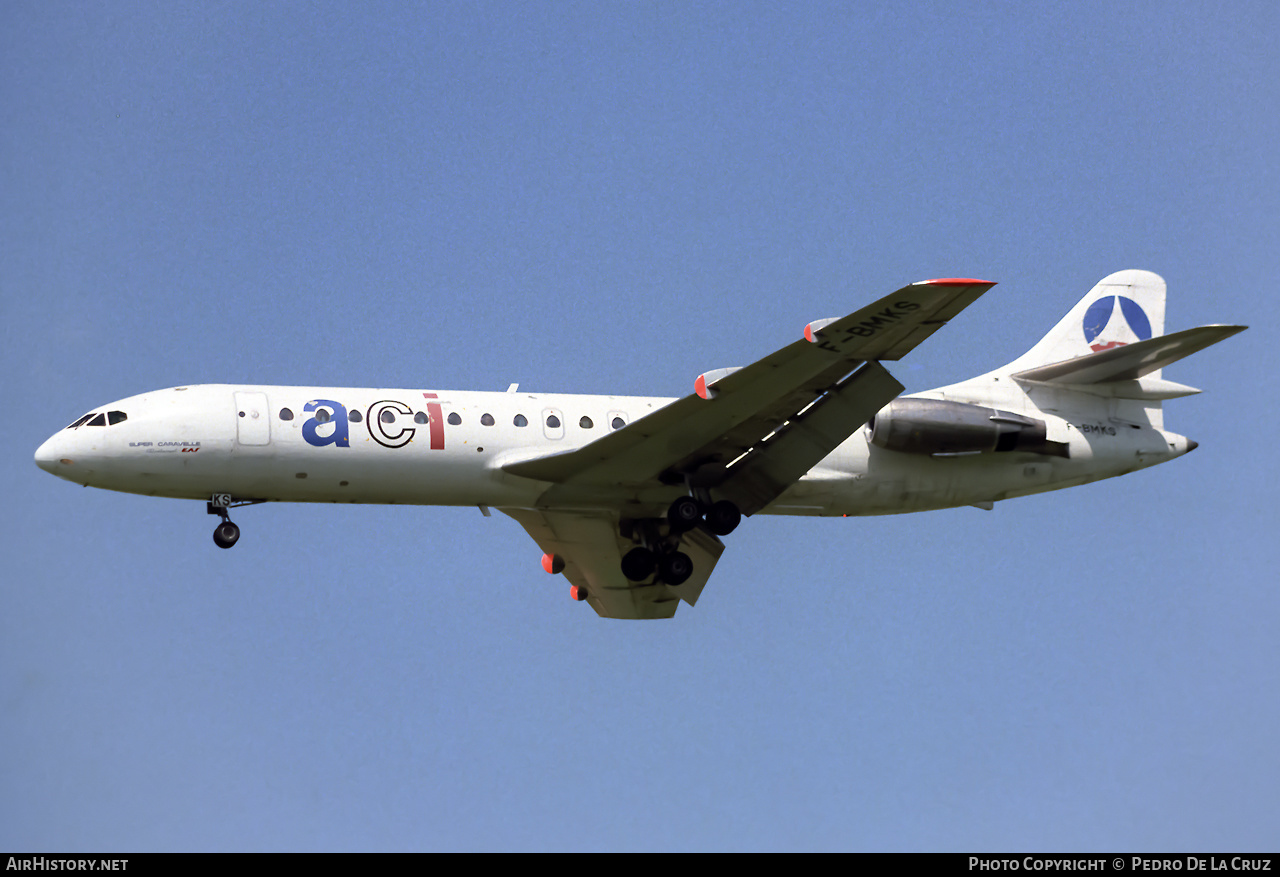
[34,270,1244,619]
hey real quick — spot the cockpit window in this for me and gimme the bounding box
[66,414,94,429]
[86,413,107,427]
[107,411,127,425]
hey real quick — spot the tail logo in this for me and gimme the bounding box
[1082,295,1152,352]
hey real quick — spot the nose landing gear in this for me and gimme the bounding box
[207,494,263,549]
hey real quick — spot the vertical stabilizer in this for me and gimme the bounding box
[1000,270,1167,375]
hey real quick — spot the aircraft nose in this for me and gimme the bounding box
[34,433,69,474]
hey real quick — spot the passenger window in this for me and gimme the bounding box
[107,411,127,425]
[87,413,107,427]
[349,409,362,422]
[447,412,462,425]
[315,409,331,423]
[280,408,294,421]
[579,416,594,429]
[514,414,528,427]
[611,416,626,430]
[546,414,561,429]
[414,412,429,424]
[381,410,395,423]
[481,413,495,426]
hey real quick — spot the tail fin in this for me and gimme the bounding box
[1000,269,1168,374]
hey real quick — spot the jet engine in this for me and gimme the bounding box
[867,398,1068,457]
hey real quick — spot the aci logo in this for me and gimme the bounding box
[1082,295,1152,352]
[302,393,445,450]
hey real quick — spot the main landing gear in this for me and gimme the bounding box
[618,495,742,587]
[666,495,741,537]
[207,494,263,549]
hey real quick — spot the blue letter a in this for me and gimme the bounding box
[302,400,350,447]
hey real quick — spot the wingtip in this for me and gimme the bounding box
[916,277,996,286]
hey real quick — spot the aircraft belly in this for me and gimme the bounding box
[79,438,535,506]
[221,446,537,505]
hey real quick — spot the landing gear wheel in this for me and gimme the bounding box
[659,551,694,587]
[667,496,704,533]
[705,500,742,536]
[621,547,657,581]
[213,520,240,549]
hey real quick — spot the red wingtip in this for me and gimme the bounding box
[920,277,994,286]
[804,323,816,342]
[695,374,710,400]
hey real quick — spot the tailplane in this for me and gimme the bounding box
[1012,325,1245,388]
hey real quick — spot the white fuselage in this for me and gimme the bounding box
[33,380,1195,517]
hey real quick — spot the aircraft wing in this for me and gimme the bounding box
[499,507,724,619]
[504,279,994,515]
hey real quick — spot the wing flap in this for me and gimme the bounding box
[709,361,904,515]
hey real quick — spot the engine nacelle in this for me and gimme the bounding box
[868,398,1067,457]
[695,367,742,400]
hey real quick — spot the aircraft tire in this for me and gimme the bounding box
[659,551,693,587]
[667,496,703,533]
[706,500,741,536]
[620,547,657,581]
[213,521,241,549]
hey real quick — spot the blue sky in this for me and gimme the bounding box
[3,1,1277,851]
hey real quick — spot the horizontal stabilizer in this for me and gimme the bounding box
[1012,324,1246,385]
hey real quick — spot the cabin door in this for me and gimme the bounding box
[234,392,271,446]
